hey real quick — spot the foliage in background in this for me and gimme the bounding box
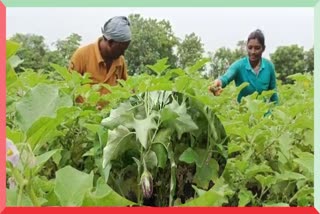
[125,14,179,75]
[6,40,314,207]
[176,32,205,69]
[9,33,82,72]
[8,14,314,82]
[270,45,313,84]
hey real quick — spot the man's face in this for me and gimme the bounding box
[109,40,131,59]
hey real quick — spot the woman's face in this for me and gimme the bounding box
[247,38,264,63]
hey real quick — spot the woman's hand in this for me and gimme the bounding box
[208,79,223,96]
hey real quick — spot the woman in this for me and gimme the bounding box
[209,29,278,104]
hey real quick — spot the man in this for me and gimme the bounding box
[69,16,131,97]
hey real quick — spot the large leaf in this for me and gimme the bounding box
[6,188,33,206]
[51,63,73,81]
[102,126,135,168]
[181,179,232,206]
[8,55,24,68]
[15,84,73,131]
[163,99,198,139]
[245,164,273,178]
[34,149,60,174]
[6,62,19,89]
[54,166,93,206]
[26,117,63,151]
[82,178,135,206]
[146,58,170,75]
[293,152,314,177]
[6,40,20,59]
[179,147,200,166]
[26,107,78,151]
[238,188,253,206]
[128,112,158,148]
[101,101,135,130]
[151,143,167,168]
[193,159,219,189]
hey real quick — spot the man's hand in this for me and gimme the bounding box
[208,79,223,96]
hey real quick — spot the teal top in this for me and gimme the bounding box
[219,56,278,103]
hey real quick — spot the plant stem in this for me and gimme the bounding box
[17,183,24,206]
[26,183,40,206]
[168,144,176,206]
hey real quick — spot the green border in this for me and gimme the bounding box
[3,0,319,210]
[1,0,319,7]
[315,1,320,211]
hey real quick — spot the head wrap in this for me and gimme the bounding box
[101,16,131,42]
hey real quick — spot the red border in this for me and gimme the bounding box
[1,4,318,214]
[0,207,319,214]
[1,1,6,213]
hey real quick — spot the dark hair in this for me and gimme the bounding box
[247,29,265,48]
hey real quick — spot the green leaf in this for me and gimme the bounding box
[6,127,25,144]
[293,152,314,177]
[51,63,72,81]
[255,174,276,189]
[146,58,170,75]
[34,149,60,174]
[26,107,77,151]
[276,171,306,181]
[6,188,33,206]
[15,84,73,131]
[228,142,243,155]
[82,177,135,206]
[160,107,179,122]
[191,185,207,197]
[238,188,253,206]
[187,58,210,74]
[26,117,63,151]
[6,62,19,89]
[102,126,135,168]
[289,186,313,205]
[182,179,232,206]
[144,150,158,169]
[193,159,219,189]
[151,143,167,168]
[6,40,20,59]
[8,55,24,68]
[153,128,172,149]
[245,164,273,178]
[128,112,158,149]
[263,202,290,207]
[164,99,198,139]
[54,166,94,206]
[179,147,200,165]
[101,101,135,130]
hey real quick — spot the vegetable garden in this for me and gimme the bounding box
[6,40,314,206]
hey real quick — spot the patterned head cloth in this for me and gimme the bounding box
[101,16,131,42]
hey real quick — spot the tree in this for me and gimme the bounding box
[51,33,82,67]
[270,45,305,83]
[9,33,49,72]
[305,47,314,74]
[126,14,179,75]
[176,33,204,69]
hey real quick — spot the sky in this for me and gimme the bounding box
[6,7,314,58]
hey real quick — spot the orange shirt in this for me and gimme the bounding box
[69,37,128,94]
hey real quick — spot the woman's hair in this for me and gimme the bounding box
[247,29,265,48]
